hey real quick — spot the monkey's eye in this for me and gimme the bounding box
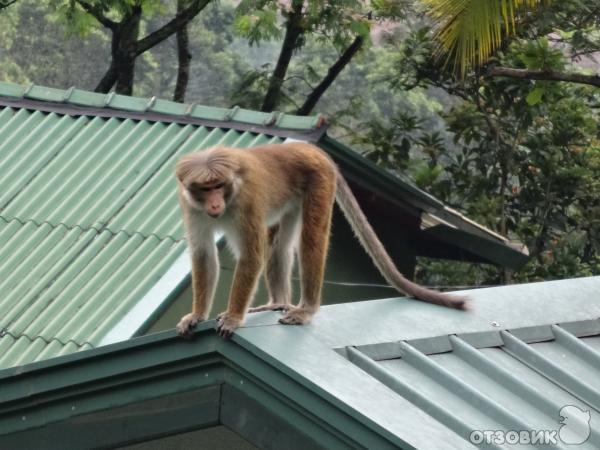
[200,182,225,192]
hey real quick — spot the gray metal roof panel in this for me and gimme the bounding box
[231,276,600,449]
[0,277,598,449]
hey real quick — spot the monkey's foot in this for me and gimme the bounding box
[279,308,315,325]
[176,313,204,339]
[216,312,243,339]
[247,303,292,313]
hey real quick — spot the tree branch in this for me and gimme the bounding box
[297,35,363,116]
[75,0,118,30]
[173,0,192,102]
[135,0,210,56]
[0,0,18,10]
[261,0,304,112]
[489,66,600,88]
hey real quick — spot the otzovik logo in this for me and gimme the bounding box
[559,405,591,445]
[469,405,591,446]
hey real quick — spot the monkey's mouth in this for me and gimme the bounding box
[207,211,223,219]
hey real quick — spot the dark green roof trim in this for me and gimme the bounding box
[2,277,598,449]
[320,135,528,269]
[320,134,444,213]
[0,323,406,450]
[0,81,327,140]
[424,224,529,270]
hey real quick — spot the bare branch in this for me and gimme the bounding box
[135,0,210,56]
[297,36,364,115]
[489,66,600,88]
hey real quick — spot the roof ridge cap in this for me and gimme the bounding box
[0,81,327,132]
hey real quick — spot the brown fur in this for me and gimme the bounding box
[175,142,466,339]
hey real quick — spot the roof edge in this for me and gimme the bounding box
[0,324,403,450]
[319,135,530,267]
[0,81,327,139]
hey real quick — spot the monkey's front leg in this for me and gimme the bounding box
[177,243,219,339]
[217,235,265,339]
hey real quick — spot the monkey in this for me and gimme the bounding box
[175,142,467,339]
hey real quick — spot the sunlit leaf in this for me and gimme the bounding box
[421,0,547,76]
[525,85,544,105]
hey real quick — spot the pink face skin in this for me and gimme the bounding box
[188,181,228,218]
[203,184,227,218]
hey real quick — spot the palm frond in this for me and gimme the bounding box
[422,0,545,76]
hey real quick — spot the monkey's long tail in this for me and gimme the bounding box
[335,173,467,310]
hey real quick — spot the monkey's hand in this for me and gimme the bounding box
[216,312,243,339]
[176,313,204,339]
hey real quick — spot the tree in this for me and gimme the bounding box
[55,0,212,95]
[422,0,545,75]
[173,0,191,102]
[231,0,402,114]
[370,11,600,285]
[422,0,600,89]
[0,1,112,89]
[140,2,249,107]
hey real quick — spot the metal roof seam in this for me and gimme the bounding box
[501,330,600,410]
[0,214,181,244]
[0,328,93,350]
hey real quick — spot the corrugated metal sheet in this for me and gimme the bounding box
[0,84,290,368]
[227,276,600,449]
[347,328,600,449]
[1,273,598,448]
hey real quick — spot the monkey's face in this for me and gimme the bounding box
[185,179,234,218]
[176,150,241,219]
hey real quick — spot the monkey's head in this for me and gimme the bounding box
[176,149,242,219]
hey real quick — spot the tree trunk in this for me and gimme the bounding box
[260,0,303,112]
[297,36,363,116]
[174,0,192,102]
[113,5,142,96]
[81,0,209,96]
[95,62,118,93]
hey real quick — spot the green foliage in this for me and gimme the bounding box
[233,2,280,45]
[381,15,600,286]
[422,0,545,75]
[233,0,374,50]
[0,0,111,89]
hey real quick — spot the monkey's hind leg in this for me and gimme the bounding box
[280,179,334,326]
[249,211,300,315]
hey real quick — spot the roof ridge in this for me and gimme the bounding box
[0,215,181,243]
[0,81,326,132]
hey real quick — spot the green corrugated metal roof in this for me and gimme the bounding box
[1,277,598,449]
[0,81,301,368]
[0,80,527,372]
